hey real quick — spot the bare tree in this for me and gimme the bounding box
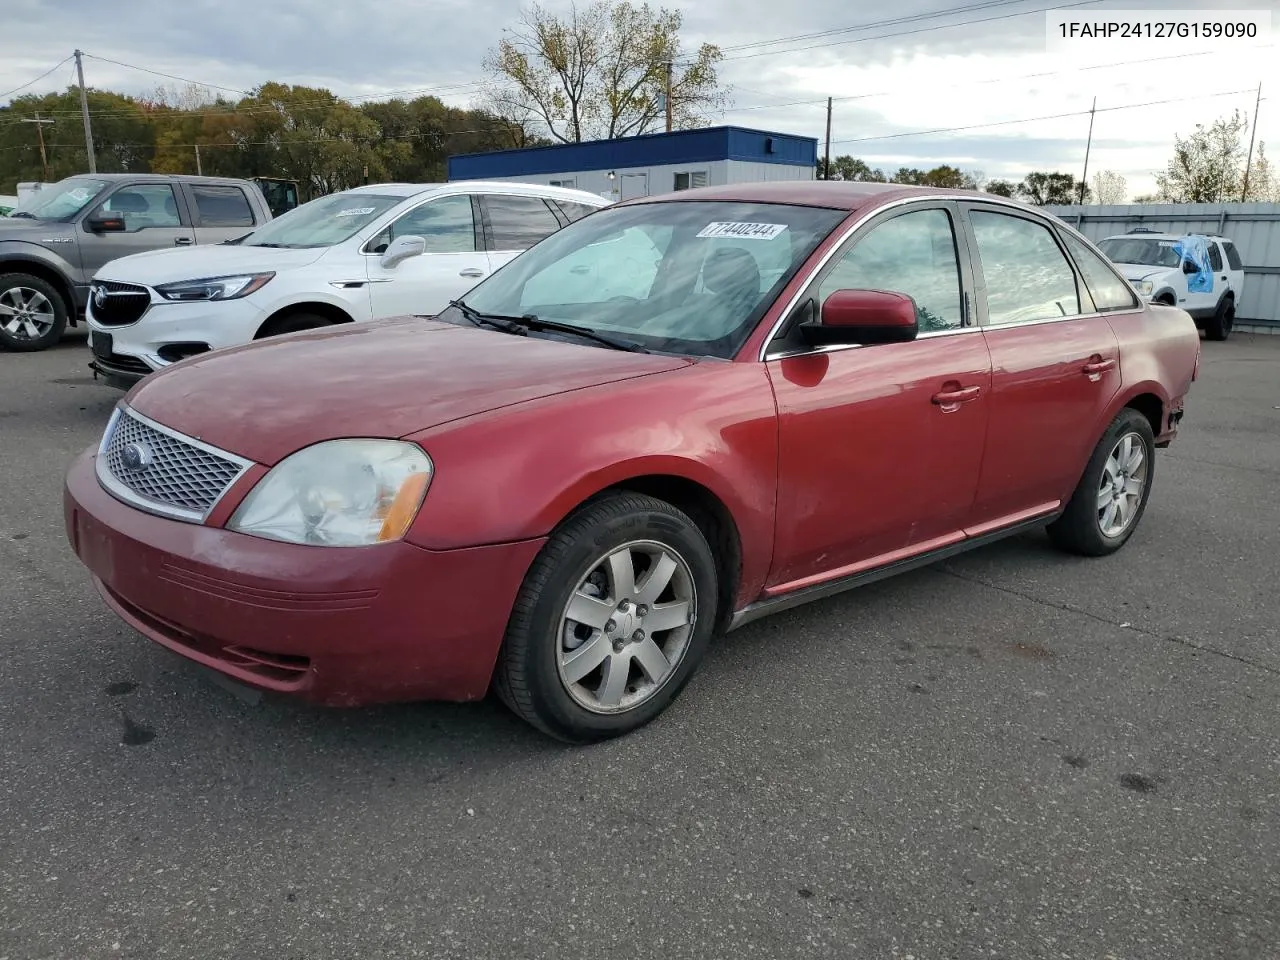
[1156,110,1248,202]
[1091,170,1127,205]
[483,1,727,143]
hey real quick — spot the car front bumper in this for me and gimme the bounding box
[63,447,545,706]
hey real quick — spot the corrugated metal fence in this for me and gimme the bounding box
[1044,202,1280,329]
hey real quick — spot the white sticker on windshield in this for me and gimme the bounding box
[1158,240,1177,247]
[334,206,376,218]
[696,221,787,240]
[68,188,92,202]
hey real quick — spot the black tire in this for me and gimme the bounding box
[1203,296,1233,341]
[256,312,334,339]
[494,492,718,743]
[1047,408,1156,557]
[0,272,69,352]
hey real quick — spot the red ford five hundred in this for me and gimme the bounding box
[64,182,1201,742]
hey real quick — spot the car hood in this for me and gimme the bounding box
[95,243,329,285]
[125,315,695,465]
[1111,263,1171,282]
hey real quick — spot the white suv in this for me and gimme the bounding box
[85,180,610,386]
[1096,230,1245,341]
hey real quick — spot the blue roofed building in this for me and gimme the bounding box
[446,125,818,201]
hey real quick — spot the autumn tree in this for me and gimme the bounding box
[483,0,727,143]
[1090,169,1127,205]
[1155,110,1250,203]
[1242,141,1278,202]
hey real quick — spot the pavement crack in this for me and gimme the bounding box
[936,565,1280,677]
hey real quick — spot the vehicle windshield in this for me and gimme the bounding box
[453,200,847,358]
[1097,237,1183,268]
[9,177,108,221]
[237,192,403,248]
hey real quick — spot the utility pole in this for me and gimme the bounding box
[74,49,97,173]
[1079,96,1096,204]
[194,143,202,176]
[664,60,673,133]
[21,114,54,181]
[823,97,833,180]
[1241,81,1262,202]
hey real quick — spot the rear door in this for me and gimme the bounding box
[186,183,260,244]
[477,193,569,271]
[78,182,196,277]
[365,192,490,318]
[958,202,1123,531]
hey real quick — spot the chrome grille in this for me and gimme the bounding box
[90,279,151,327]
[97,407,249,520]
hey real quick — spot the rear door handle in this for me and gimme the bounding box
[931,385,981,407]
[1082,358,1116,377]
[459,267,485,278]
[175,237,193,246]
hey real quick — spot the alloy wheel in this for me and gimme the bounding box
[0,286,56,341]
[1097,432,1148,538]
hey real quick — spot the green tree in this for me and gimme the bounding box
[817,155,886,181]
[984,179,1018,198]
[483,0,728,143]
[1156,110,1248,203]
[1017,171,1088,205]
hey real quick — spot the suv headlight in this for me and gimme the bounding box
[227,439,433,546]
[1133,280,1153,297]
[155,273,274,302]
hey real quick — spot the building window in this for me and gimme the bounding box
[673,171,708,191]
[549,178,577,189]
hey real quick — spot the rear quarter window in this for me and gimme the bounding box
[191,185,255,227]
[1222,241,1244,271]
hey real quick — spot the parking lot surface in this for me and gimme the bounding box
[2,332,1279,959]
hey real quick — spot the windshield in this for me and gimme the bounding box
[1097,237,1183,269]
[454,200,847,358]
[237,192,403,248]
[10,177,108,221]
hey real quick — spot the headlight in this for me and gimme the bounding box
[155,273,274,302]
[227,439,433,546]
[1133,280,1153,297]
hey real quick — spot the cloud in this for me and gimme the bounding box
[2,0,1274,198]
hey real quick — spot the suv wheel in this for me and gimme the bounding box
[0,273,68,352]
[1204,296,1233,341]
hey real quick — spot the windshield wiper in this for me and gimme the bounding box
[249,242,299,248]
[8,211,35,219]
[509,315,649,353]
[448,300,529,336]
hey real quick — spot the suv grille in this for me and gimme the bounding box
[90,280,151,327]
[97,407,250,521]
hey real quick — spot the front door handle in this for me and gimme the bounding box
[175,237,193,245]
[459,267,485,278]
[1082,357,1116,378]
[931,384,981,410]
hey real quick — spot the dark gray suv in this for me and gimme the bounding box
[0,174,275,352]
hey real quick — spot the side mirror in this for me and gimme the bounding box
[380,235,426,269]
[1182,259,1197,275]
[87,215,126,233]
[800,289,919,347]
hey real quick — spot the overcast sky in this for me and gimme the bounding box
[2,0,1274,198]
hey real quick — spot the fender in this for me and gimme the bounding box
[0,240,81,317]
[404,360,780,609]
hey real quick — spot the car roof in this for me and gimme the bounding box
[344,180,610,205]
[61,172,252,185]
[1101,231,1232,242]
[619,180,991,212]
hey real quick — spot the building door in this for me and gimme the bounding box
[620,173,648,200]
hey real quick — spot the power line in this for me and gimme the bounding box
[827,86,1260,146]
[80,53,250,97]
[0,56,74,101]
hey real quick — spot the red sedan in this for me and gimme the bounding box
[64,182,1200,742]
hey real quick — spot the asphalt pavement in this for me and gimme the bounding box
[2,330,1278,960]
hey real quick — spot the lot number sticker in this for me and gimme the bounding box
[335,207,377,218]
[697,221,787,240]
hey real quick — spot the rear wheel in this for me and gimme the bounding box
[1203,296,1233,341]
[494,492,718,742]
[1047,408,1155,557]
[256,312,334,339]
[0,273,68,352]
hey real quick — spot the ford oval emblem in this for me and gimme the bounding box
[120,441,154,472]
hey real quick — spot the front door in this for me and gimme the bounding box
[960,204,1123,530]
[766,203,992,590]
[77,182,196,281]
[366,193,491,318]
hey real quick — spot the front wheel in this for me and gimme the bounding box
[494,492,718,742]
[0,273,68,352]
[1047,408,1156,557]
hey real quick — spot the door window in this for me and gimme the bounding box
[818,208,964,332]
[483,194,563,250]
[97,184,182,232]
[970,210,1080,325]
[190,185,254,227]
[1207,241,1224,271]
[553,200,599,223]
[373,194,476,254]
[1061,232,1139,312]
[1222,241,1244,271]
